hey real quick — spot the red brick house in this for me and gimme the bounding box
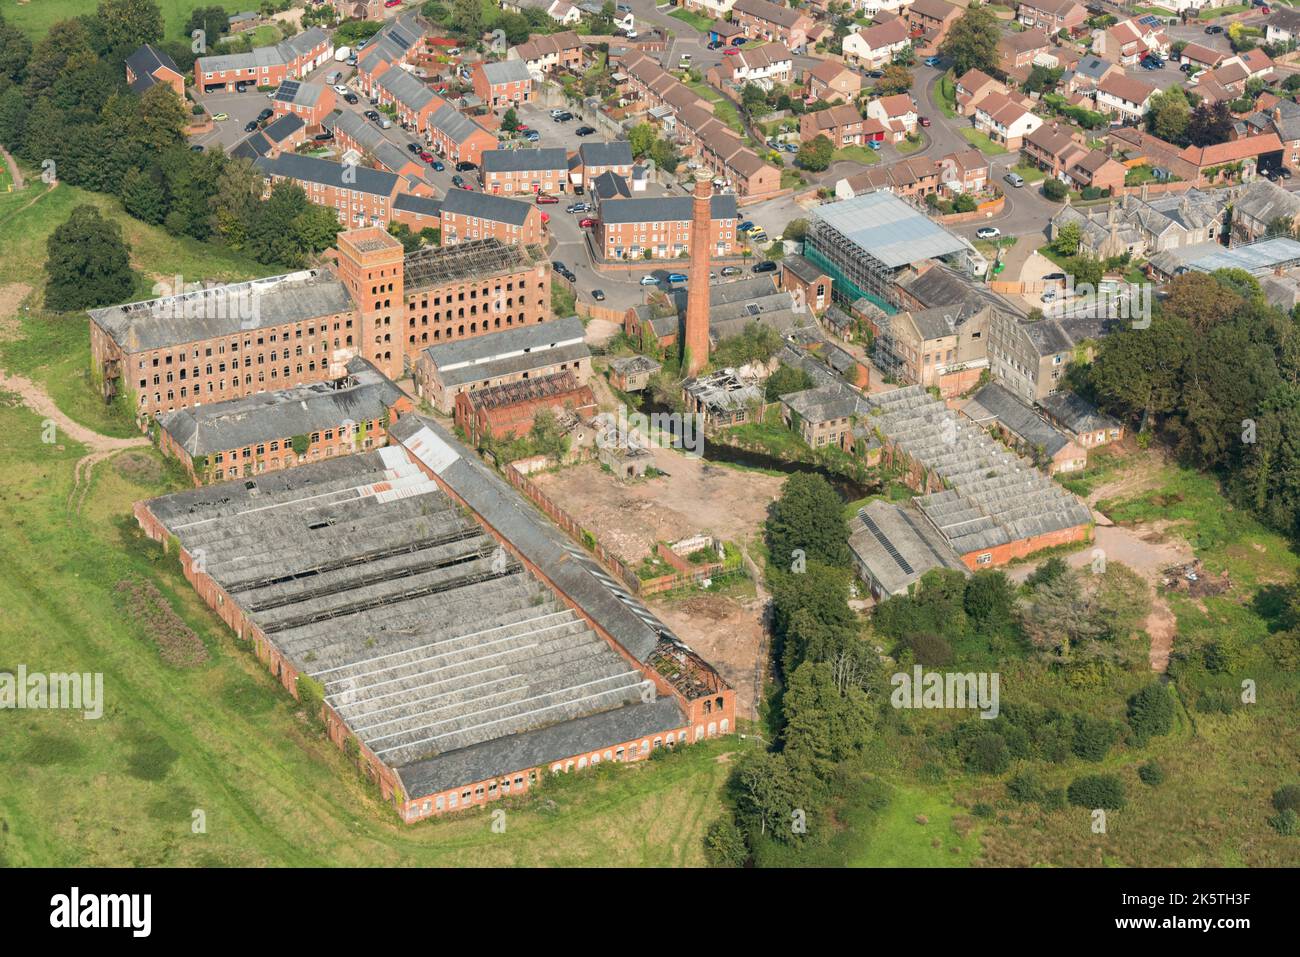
[454,370,596,444]
[437,188,546,247]
[125,44,185,99]
[800,103,868,146]
[195,26,332,93]
[271,79,336,129]
[804,59,861,103]
[907,0,963,54]
[732,0,815,52]
[471,59,534,111]
[426,104,498,166]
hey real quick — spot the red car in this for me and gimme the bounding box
[459,181,474,190]
[918,116,931,127]
[419,150,435,162]
[579,217,598,228]
[384,0,401,6]
[535,192,559,204]
[722,48,739,56]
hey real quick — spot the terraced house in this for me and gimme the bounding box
[508,30,586,75]
[438,188,546,247]
[1015,0,1085,34]
[374,68,444,133]
[595,191,738,261]
[355,10,427,96]
[271,79,336,129]
[426,104,498,165]
[732,0,815,52]
[800,103,871,147]
[480,147,570,195]
[254,153,420,229]
[472,59,534,109]
[195,26,333,93]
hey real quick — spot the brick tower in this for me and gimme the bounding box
[332,227,405,382]
[683,169,713,376]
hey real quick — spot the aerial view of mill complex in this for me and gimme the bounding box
[1,0,1298,876]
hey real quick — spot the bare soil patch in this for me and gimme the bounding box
[650,593,766,720]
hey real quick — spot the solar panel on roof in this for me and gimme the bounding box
[276,80,300,101]
[1139,14,1160,25]
[860,511,915,576]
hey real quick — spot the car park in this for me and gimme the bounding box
[639,275,659,286]
[976,226,1000,239]
[752,260,777,273]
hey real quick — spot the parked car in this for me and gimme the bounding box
[752,260,777,273]
[1205,24,1224,34]
[364,110,381,121]
[731,36,748,45]
[782,143,798,153]
[525,131,540,142]
[549,108,567,118]
[333,84,349,95]
[720,266,741,277]
[591,289,606,301]
[244,120,259,132]
[459,180,474,190]
[313,131,334,141]
[868,140,881,151]
[419,150,435,163]
[666,272,688,283]
[923,56,942,68]
[566,202,592,213]
[575,125,596,136]
[430,159,445,171]
[553,111,573,122]
[639,274,660,286]
[723,48,740,56]
[1281,167,1293,180]
[451,174,465,187]
[535,192,559,204]
[189,144,204,152]
[325,71,341,86]
[738,220,754,233]
[579,217,598,228]
[344,92,358,105]
[747,230,769,243]
[918,116,931,127]
[708,40,723,50]
[1004,171,1025,188]
[1041,288,1058,303]
[866,69,884,79]
[407,142,420,153]
[976,226,1000,239]
[235,82,247,93]
[212,112,229,121]
[455,161,477,172]
[385,0,401,6]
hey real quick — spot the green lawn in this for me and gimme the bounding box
[935,73,958,119]
[1008,162,1046,184]
[668,7,715,32]
[687,81,743,134]
[895,136,924,156]
[1199,3,1250,17]
[960,128,1009,155]
[4,0,249,40]
[832,145,881,165]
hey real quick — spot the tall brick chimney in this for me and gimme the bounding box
[683,169,713,377]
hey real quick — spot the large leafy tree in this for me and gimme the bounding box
[940,2,999,77]
[44,204,136,311]
[766,472,850,568]
[96,0,163,52]
[1186,100,1234,148]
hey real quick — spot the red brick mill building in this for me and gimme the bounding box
[88,228,553,422]
[134,416,735,822]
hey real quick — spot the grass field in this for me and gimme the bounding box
[3,0,249,40]
[687,81,744,135]
[0,177,268,439]
[832,145,881,165]
[669,7,715,32]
